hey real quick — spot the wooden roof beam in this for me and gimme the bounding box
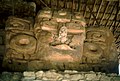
[99,1,110,25]
[105,3,116,27]
[93,0,103,26]
[39,0,49,8]
[116,40,120,48]
[83,0,88,17]
[113,21,120,36]
[88,0,97,26]
[77,0,81,11]
[112,2,119,35]
[115,24,120,48]
[86,1,100,26]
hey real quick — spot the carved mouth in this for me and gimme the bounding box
[51,44,74,50]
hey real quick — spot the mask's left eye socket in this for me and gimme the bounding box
[18,38,30,45]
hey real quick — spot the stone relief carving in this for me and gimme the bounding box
[2,8,118,73]
[84,27,118,62]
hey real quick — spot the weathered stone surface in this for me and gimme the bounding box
[35,71,44,79]
[100,75,112,81]
[79,80,85,81]
[112,77,120,81]
[11,72,22,81]
[85,73,97,80]
[2,8,118,73]
[21,78,35,81]
[34,8,86,64]
[37,8,52,19]
[54,9,71,23]
[64,74,71,79]
[42,77,48,80]
[64,70,78,74]
[0,72,13,81]
[33,80,43,81]
[23,72,35,77]
[22,72,35,81]
[107,73,118,77]
[0,71,120,81]
[85,27,118,63]
[62,79,71,81]
[70,74,84,80]
[42,71,63,80]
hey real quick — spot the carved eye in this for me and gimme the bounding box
[18,38,30,45]
[84,42,103,55]
[9,34,36,54]
[89,45,98,52]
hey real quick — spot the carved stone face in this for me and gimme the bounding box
[3,9,117,72]
[34,8,86,63]
[83,27,116,63]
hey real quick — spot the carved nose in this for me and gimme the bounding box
[58,26,68,43]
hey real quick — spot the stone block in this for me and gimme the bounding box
[64,70,78,74]
[100,75,112,81]
[62,79,71,81]
[43,71,63,80]
[0,72,13,81]
[79,80,85,81]
[11,72,22,81]
[42,77,48,80]
[37,8,52,19]
[85,73,97,80]
[70,74,85,80]
[64,74,71,79]
[23,72,35,77]
[35,71,44,79]
[53,10,71,23]
[22,76,35,81]
[33,80,43,81]
[111,76,120,81]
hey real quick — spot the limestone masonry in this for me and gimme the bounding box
[0,70,120,81]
